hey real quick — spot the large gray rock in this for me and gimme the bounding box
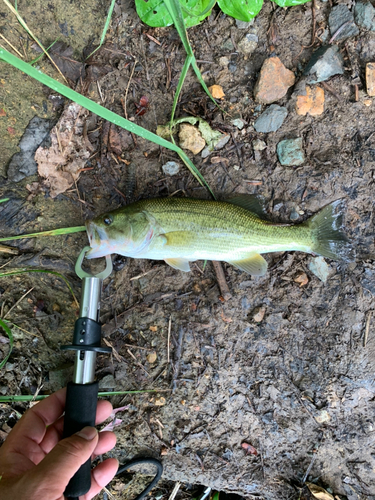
[355,1,375,31]
[7,116,55,182]
[254,105,288,133]
[329,5,359,41]
[304,45,344,84]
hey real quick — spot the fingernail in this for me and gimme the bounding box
[77,426,98,440]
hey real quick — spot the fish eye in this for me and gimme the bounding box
[103,215,113,226]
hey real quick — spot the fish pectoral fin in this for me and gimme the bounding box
[228,254,268,276]
[165,258,191,272]
[224,194,267,219]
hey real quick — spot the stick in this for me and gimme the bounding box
[212,261,232,301]
[364,311,372,347]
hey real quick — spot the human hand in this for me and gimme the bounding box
[0,387,118,500]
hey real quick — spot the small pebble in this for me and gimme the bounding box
[162,161,180,176]
[254,104,288,133]
[236,19,254,29]
[238,34,258,55]
[296,86,325,116]
[277,138,305,166]
[253,139,267,151]
[179,124,205,155]
[147,351,157,363]
[231,118,246,129]
[355,1,375,32]
[329,5,359,41]
[309,256,331,282]
[304,45,344,84]
[254,57,295,104]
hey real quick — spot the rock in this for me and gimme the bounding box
[231,118,246,129]
[254,57,295,104]
[219,56,230,67]
[366,62,375,96]
[179,124,205,154]
[328,5,359,41]
[201,134,230,158]
[209,84,225,99]
[236,19,254,29]
[7,116,55,182]
[99,374,116,389]
[162,161,180,176]
[277,138,305,166]
[238,34,258,54]
[355,1,375,31]
[309,256,332,282]
[252,139,267,151]
[304,45,344,84]
[222,38,234,51]
[254,104,288,133]
[296,85,325,116]
[228,63,237,73]
[147,351,157,363]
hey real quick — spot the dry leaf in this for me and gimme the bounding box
[149,325,158,332]
[294,272,309,287]
[147,351,157,363]
[35,103,90,198]
[154,397,166,406]
[253,306,266,322]
[241,442,258,456]
[209,84,225,99]
[306,483,334,500]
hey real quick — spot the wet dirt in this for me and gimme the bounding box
[1,0,375,499]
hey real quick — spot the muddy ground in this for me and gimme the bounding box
[1,0,375,499]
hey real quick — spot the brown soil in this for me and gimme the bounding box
[1,1,375,499]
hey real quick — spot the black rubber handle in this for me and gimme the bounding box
[63,381,99,498]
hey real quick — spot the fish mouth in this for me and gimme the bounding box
[85,221,110,259]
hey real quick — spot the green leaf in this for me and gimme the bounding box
[272,0,310,6]
[217,0,263,21]
[0,319,13,370]
[135,0,212,28]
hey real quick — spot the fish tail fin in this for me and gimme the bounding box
[307,200,354,261]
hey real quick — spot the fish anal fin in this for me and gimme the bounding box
[224,194,267,219]
[228,254,268,276]
[165,258,191,272]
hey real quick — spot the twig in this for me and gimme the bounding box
[3,288,34,319]
[212,261,232,301]
[0,244,19,255]
[172,327,184,392]
[103,338,123,362]
[124,60,137,120]
[167,316,171,363]
[311,0,316,46]
[320,81,340,101]
[0,33,23,58]
[329,21,352,44]
[364,311,372,347]
[127,348,149,377]
[168,482,181,500]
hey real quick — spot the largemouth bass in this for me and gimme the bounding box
[85,196,351,276]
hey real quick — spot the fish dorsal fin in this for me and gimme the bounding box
[165,258,191,272]
[224,194,267,219]
[227,254,268,276]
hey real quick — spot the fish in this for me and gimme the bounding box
[85,195,352,276]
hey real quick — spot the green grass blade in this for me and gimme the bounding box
[0,389,169,402]
[0,198,9,204]
[0,319,14,370]
[86,0,116,59]
[0,269,79,306]
[163,0,218,107]
[0,47,212,193]
[0,226,86,243]
[170,54,193,124]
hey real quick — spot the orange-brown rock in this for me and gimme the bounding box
[254,57,295,104]
[296,86,325,116]
[366,62,375,96]
[208,84,225,99]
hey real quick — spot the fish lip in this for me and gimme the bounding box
[85,220,109,258]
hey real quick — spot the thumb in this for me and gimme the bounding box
[25,426,99,499]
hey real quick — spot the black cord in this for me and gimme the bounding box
[117,457,164,500]
[66,457,163,500]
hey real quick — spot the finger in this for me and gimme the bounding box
[92,431,116,457]
[83,458,119,500]
[2,388,67,454]
[22,426,99,499]
[40,400,114,455]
